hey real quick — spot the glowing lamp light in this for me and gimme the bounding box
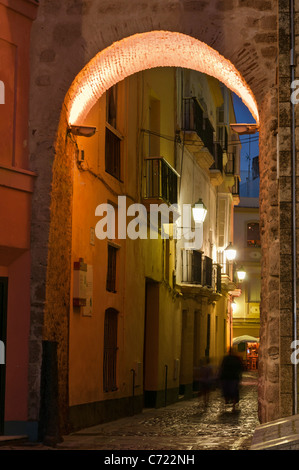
[65,31,260,127]
[192,198,207,224]
[236,266,246,282]
[231,301,237,313]
[225,242,237,262]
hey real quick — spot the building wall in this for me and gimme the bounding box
[0,0,38,437]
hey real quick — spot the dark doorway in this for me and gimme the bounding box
[0,277,8,435]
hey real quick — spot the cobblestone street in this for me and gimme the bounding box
[2,371,259,451]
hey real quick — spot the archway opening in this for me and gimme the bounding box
[47,30,262,433]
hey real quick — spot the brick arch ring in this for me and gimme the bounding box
[65,30,259,126]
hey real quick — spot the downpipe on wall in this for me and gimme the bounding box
[290,0,298,415]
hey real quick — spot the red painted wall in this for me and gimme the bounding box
[0,0,38,428]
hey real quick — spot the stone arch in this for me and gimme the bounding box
[28,1,279,436]
[65,31,259,126]
[46,34,262,435]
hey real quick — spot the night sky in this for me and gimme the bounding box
[233,94,259,173]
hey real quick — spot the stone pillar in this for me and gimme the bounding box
[278,0,299,418]
[258,0,299,422]
[258,88,280,423]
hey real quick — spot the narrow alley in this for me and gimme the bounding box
[1,371,258,451]
[58,371,258,451]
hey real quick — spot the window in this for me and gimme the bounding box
[213,264,222,293]
[106,244,117,292]
[181,250,202,284]
[105,84,121,180]
[203,256,213,287]
[247,222,260,247]
[103,308,118,392]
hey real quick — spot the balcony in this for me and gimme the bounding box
[209,143,224,186]
[181,250,202,284]
[180,251,222,299]
[143,157,179,208]
[182,98,215,169]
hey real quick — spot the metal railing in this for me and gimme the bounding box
[181,250,202,284]
[182,252,221,293]
[144,157,178,205]
[182,98,214,156]
[213,264,222,293]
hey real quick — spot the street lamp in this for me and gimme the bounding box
[236,266,246,282]
[192,198,207,224]
[224,242,237,262]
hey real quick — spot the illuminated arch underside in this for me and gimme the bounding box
[66,31,259,126]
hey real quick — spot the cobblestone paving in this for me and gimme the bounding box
[1,371,259,451]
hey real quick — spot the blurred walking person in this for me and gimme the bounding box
[198,357,213,407]
[219,348,243,412]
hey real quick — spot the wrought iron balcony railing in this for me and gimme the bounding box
[144,157,179,206]
[105,126,121,180]
[181,250,202,284]
[182,98,214,156]
[181,251,222,293]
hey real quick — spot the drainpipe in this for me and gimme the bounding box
[290,0,297,415]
